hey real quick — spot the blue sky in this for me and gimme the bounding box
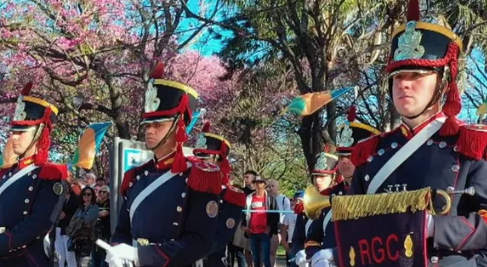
[179,1,231,56]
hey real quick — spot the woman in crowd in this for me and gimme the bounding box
[66,187,99,267]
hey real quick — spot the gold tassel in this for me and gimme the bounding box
[332,187,431,221]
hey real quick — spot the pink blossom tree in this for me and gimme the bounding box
[0,0,227,142]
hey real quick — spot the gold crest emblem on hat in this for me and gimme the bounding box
[394,21,425,61]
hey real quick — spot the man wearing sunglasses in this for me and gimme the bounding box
[108,63,222,267]
[0,82,68,267]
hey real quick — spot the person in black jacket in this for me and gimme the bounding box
[55,189,81,267]
[241,176,279,267]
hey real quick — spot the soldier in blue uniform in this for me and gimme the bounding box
[0,82,68,267]
[192,122,246,267]
[310,0,487,266]
[107,63,223,267]
[303,113,380,267]
[294,149,340,266]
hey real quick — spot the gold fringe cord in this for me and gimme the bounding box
[332,187,431,221]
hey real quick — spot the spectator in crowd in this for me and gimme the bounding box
[66,187,99,267]
[281,191,301,267]
[92,185,111,267]
[231,170,258,267]
[242,170,256,195]
[267,179,291,267]
[55,189,81,267]
[96,177,106,187]
[241,176,279,267]
[84,172,97,188]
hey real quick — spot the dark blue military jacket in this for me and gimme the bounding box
[348,117,487,267]
[291,210,308,255]
[203,185,244,267]
[305,181,349,259]
[111,157,222,267]
[0,156,67,267]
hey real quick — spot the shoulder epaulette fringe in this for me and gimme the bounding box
[456,124,487,160]
[120,168,136,197]
[351,134,380,166]
[187,161,222,195]
[223,186,246,207]
[39,163,68,180]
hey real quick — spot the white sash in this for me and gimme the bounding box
[305,219,313,237]
[0,164,39,197]
[322,211,332,236]
[366,117,445,194]
[129,162,192,224]
[321,117,445,239]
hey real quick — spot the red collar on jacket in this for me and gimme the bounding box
[400,112,445,138]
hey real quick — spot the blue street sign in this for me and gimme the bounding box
[123,148,144,173]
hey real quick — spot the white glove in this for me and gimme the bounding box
[105,244,139,266]
[295,249,309,267]
[426,213,435,238]
[311,249,334,267]
[105,252,133,267]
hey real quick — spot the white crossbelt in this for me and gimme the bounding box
[0,164,39,197]
[129,162,192,224]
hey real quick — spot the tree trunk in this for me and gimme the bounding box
[326,101,337,142]
[115,119,131,139]
[298,113,324,174]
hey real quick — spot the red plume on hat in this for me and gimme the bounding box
[201,121,211,133]
[347,106,357,122]
[21,82,33,96]
[151,62,165,79]
[406,0,420,22]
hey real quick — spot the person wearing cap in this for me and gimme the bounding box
[335,106,381,191]
[241,176,279,267]
[294,149,342,267]
[191,122,246,267]
[311,1,487,266]
[108,63,223,267]
[0,82,69,266]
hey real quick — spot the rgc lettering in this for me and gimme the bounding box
[357,234,400,265]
